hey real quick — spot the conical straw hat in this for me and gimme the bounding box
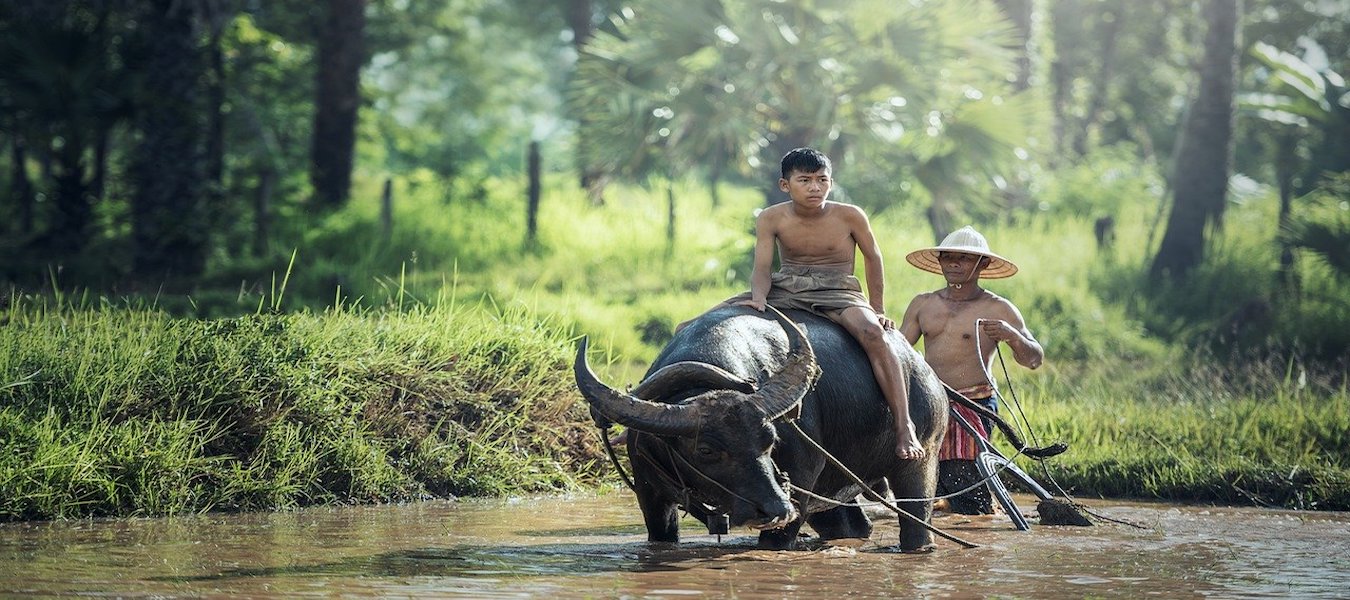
[905,226,1018,279]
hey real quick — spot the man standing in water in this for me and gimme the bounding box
[699,147,926,460]
[899,226,1043,514]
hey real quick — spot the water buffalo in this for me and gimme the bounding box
[575,304,953,551]
[576,304,1058,551]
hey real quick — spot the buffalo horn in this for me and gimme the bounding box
[632,361,757,400]
[573,337,700,436]
[752,306,821,420]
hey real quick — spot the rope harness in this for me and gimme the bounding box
[599,425,785,535]
[597,418,985,549]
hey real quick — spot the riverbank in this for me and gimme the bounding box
[2,296,1347,521]
[0,297,607,521]
[1000,356,1350,510]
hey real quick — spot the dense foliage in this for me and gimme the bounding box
[2,0,1346,357]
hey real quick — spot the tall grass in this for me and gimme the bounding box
[1010,356,1350,509]
[0,292,607,520]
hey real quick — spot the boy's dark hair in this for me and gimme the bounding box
[780,147,831,179]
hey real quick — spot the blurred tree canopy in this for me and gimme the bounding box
[0,0,1346,297]
[570,0,1045,241]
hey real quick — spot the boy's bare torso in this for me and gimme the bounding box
[907,289,1017,390]
[764,202,860,271]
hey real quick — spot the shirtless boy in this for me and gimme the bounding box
[898,225,1043,513]
[719,147,924,460]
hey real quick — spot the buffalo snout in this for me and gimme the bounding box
[731,497,797,531]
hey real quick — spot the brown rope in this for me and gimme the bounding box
[788,421,978,549]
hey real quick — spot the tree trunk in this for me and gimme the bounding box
[565,0,606,203]
[49,144,90,257]
[10,136,34,235]
[563,0,594,46]
[1150,0,1240,280]
[915,154,958,243]
[708,160,722,209]
[254,167,275,257]
[92,126,109,203]
[666,182,676,257]
[1073,5,1122,158]
[131,0,206,281]
[993,0,1034,91]
[206,12,228,237]
[380,177,393,243]
[1048,0,1079,163]
[925,193,954,244]
[311,0,366,210]
[1275,133,1298,291]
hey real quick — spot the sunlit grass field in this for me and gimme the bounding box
[0,295,606,520]
[1002,356,1349,510]
[3,160,1347,519]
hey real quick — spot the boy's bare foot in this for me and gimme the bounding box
[895,422,926,460]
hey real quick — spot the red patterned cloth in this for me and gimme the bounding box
[938,384,995,461]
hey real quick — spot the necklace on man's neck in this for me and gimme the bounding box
[950,268,979,293]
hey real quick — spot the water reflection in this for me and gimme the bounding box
[0,493,1346,598]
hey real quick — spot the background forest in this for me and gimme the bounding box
[2,0,1348,362]
[1,0,1349,518]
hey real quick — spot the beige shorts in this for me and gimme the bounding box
[726,265,873,323]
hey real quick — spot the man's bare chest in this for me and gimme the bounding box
[920,296,986,341]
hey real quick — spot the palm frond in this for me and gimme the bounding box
[1249,41,1329,111]
[1282,177,1350,279]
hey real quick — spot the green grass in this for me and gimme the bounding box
[1001,354,1350,510]
[0,293,607,520]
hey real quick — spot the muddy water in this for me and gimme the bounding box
[0,493,1346,599]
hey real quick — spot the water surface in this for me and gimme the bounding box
[0,493,1345,598]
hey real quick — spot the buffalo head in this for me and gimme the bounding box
[574,306,820,531]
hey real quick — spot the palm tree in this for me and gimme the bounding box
[1240,41,1350,285]
[571,0,1037,229]
[909,92,1045,241]
[1150,0,1241,280]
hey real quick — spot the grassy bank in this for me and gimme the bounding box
[3,292,1347,519]
[1001,356,1350,510]
[0,295,608,521]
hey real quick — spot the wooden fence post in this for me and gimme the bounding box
[526,141,541,247]
[380,177,393,243]
[666,182,676,256]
